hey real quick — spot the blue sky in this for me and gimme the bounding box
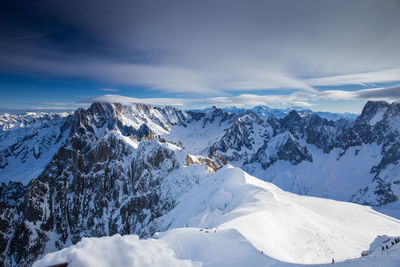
[1,0,400,114]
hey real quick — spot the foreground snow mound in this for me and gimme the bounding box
[34,167,400,267]
[34,230,400,267]
[33,234,200,267]
[156,166,400,264]
[361,235,399,257]
[35,228,276,267]
[326,235,400,267]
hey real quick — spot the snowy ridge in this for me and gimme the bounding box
[155,167,400,264]
[34,167,400,266]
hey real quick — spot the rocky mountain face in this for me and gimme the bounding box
[239,101,400,206]
[211,102,400,206]
[194,101,400,207]
[0,100,400,266]
[0,103,218,266]
[209,111,268,165]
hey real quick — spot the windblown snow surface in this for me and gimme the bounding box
[34,167,400,267]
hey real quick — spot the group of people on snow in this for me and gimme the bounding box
[382,237,400,251]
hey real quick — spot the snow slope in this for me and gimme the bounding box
[243,143,383,202]
[155,167,400,264]
[34,166,400,267]
[162,116,229,155]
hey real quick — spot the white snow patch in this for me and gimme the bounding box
[244,143,383,202]
[33,234,200,267]
[163,118,229,155]
[368,109,386,125]
[158,166,400,264]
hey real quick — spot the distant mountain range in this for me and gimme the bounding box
[191,105,358,121]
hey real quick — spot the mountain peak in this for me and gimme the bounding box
[361,100,390,115]
[279,110,301,126]
[89,102,121,116]
[357,100,390,125]
[287,109,301,118]
[385,101,400,117]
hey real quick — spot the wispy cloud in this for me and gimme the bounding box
[7,29,64,41]
[100,88,120,92]
[320,85,400,102]
[12,83,400,114]
[87,95,188,106]
[8,32,50,41]
[25,101,87,106]
[23,106,77,110]
[306,69,400,87]
[21,101,88,112]
[88,84,400,110]
[88,93,314,108]
[189,93,314,108]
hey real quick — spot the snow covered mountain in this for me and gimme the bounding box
[208,101,400,208]
[0,103,221,266]
[1,100,400,266]
[35,167,400,267]
[0,112,71,184]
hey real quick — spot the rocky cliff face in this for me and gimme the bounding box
[249,132,313,169]
[209,101,400,206]
[0,103,217,266]
[210,111,269,165]
[349,101,400,205]
[0,181,26,264]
